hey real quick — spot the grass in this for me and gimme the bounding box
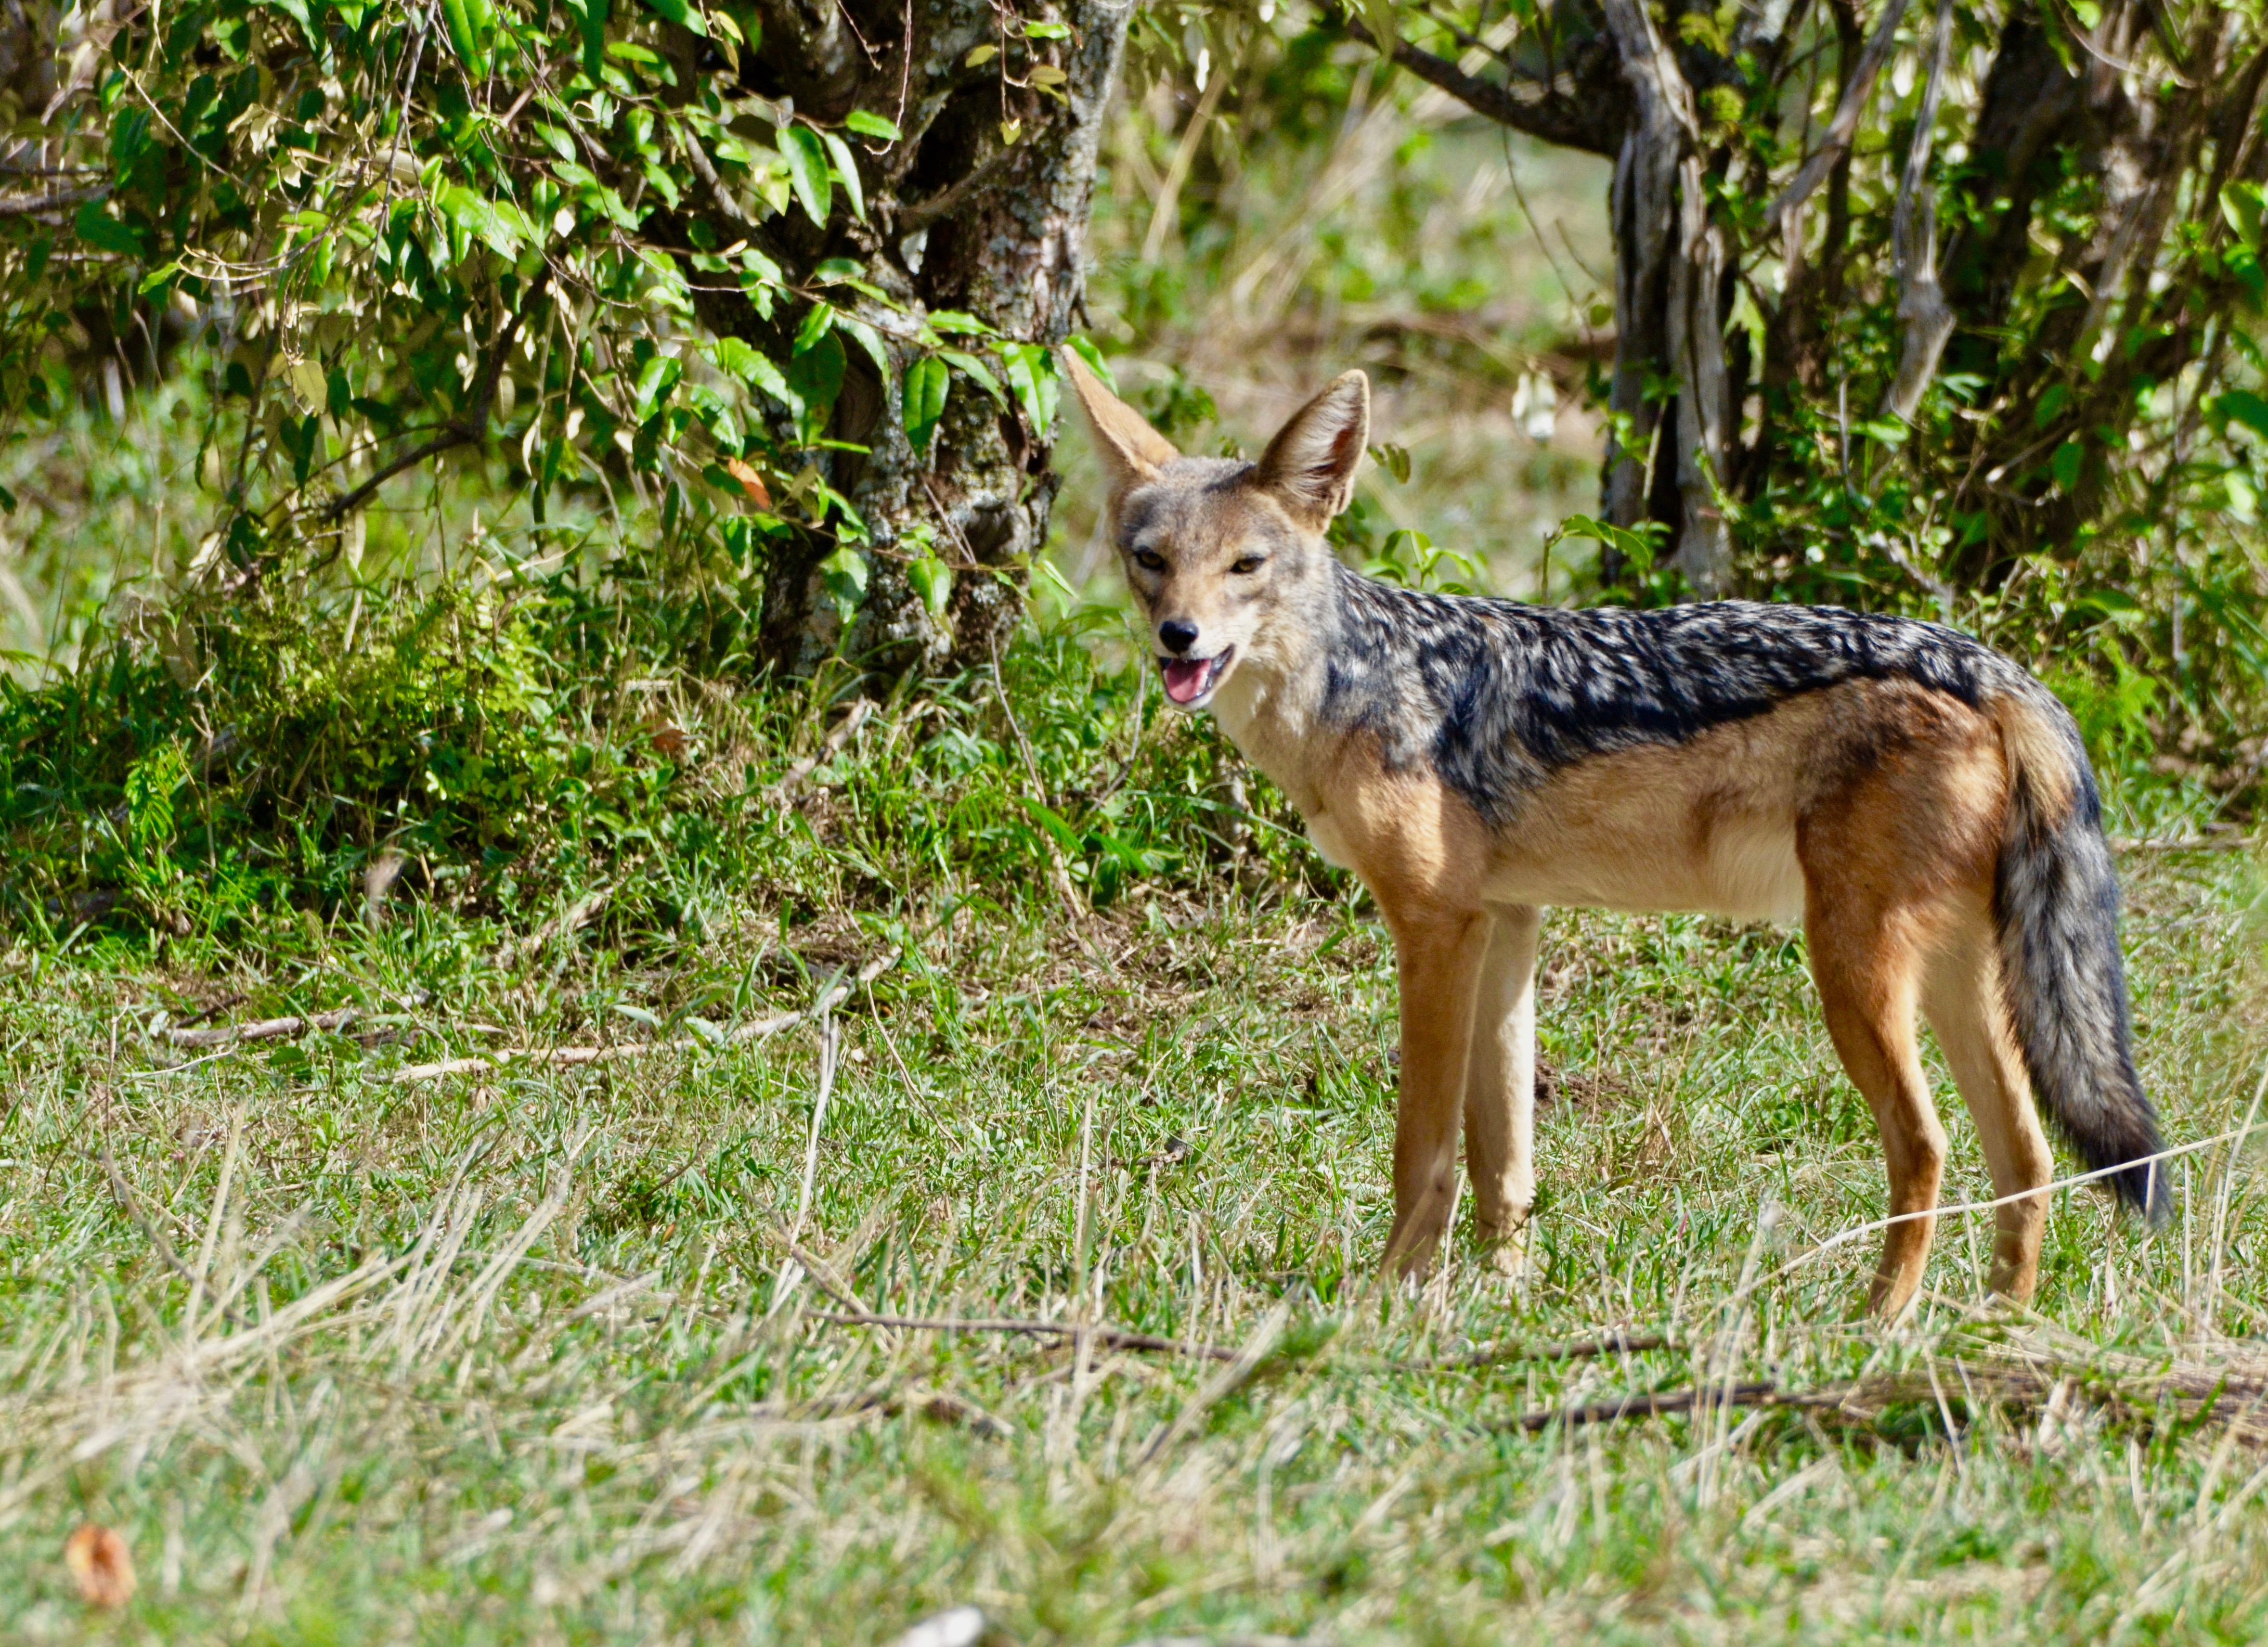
[3,666,2265,1642]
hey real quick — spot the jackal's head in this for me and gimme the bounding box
[1063,351,1368,712]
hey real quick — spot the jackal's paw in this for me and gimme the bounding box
[1476,1219,1534,1280]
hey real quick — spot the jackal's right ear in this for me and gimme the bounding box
[1256,370,1369,525]
[1061,346,1178,495]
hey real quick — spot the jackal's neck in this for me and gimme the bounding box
[1203,552,1356,801]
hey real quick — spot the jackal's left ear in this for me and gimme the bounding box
[1256,371,1370,524]
[1060,346,1178,495]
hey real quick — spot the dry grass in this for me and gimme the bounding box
[1,827,2263,1642]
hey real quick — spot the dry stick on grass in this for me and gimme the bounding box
[1495,1380,1809,1434]
[161,1008,359,1049]
[1425,1327,1673,1372]
[813,1305,1247,1364]
[499,885,612,967]
[388,947,902,1083]
[769,697,877,800]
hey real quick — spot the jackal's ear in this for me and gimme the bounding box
[1060,346,1178,495]
[1256,371,1369,525]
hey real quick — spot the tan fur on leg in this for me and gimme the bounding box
[1465,904,1543,1275]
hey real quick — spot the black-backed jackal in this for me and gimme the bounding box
[1065,353,2166,1319]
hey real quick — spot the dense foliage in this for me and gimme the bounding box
[1,0,1127,675]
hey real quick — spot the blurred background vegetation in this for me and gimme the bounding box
[0,0,2262,952]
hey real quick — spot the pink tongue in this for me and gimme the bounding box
[1162,658,1211,704]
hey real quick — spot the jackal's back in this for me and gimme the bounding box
[1317,565,2032,825]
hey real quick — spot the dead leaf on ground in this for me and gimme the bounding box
[64,1524,136,1608]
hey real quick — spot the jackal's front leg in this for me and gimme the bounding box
[1381,910,1492,1279]
[1466,905,1543,1274]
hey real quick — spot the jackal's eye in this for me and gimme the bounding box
[1230,556,1266,575]
[1132,549,1167,572]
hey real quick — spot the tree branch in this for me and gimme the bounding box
[1331,6,1625,157]
[1767,0,1915,234]
[0,184,106,218]
[1884,0,1955,421]
[317,270,549,524]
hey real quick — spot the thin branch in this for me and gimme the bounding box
[1432,1327,1673,1371]
[1331,6,1623,157]
[316,268,549,524]
[1767,0,1915,232]
[316,427,476,523]
[1884,0,1956,421]
[814,1307,1246,1362]
[0,185,106,218]
[767,697,877,800]
[1494,1380,1802,1432]
[388,945,904,1083]
[161,1008,360,1049]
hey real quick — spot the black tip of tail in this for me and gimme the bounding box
[2108,1154,2173,1227]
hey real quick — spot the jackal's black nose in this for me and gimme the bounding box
[1158,620,1199,655]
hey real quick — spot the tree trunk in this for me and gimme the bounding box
[1599,0,1731,594]
[666,0,1132,677]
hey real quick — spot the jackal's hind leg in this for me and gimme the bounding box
[1806,906,1947,1322]
[1924,912,2053,1302]
[1382,910,1492,1280]
[1464,905,1543,1275]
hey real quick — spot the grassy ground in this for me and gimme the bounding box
[3,678,2265,1642]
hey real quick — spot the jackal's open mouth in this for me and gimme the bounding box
[1160,647,1234,706]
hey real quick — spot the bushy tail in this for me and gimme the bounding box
[1992,689,2168,1221]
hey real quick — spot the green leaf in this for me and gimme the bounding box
[2217,389,2268,443]
[714,337,803,414]
[1358,0,1399,53]
[928,311,996,338]
[938,349,1003,403]
[633,353,683,421]
[2050,439,2085,492]
[997,341,1058,433]
[785,333,847,436]
[2222,183,2265,252]
[845,110,900,141]
[780,125,832,227]
[908,553,953,619]
[439,0,487,76]
[795,301,836,355]
[819,546,869,620]
[1064,334,1114,393]
[819,128,865,222]
[641,0,704,30]
[836,316,890,378]
[903,355,950,454]
[1022,20,1069,37]
[73,200,144,260]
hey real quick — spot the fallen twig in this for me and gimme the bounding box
[768,697,876,800]
[389,947,900,1083]
[161,1008,358,1048]
[1497,1380,1810,1433]
[500,885,612,966]
[813,1306,1245,1363]
[1434,1327,1670,1371]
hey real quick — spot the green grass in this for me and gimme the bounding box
[3,670,2264,1643]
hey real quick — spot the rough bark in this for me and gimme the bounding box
[665,0,1133,677]
[1599,0,1730,593]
